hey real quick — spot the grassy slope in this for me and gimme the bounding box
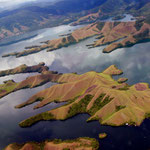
[18,65,150,127]
[0,64,61,99]
[1,0,150,42]
[4,137,99,150]
[3,20,150,58]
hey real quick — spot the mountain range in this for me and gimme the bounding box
[0,0,150,42]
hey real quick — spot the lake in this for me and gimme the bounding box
[0,23,150,150]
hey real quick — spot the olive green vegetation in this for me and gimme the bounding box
[67,35,76,44]
[118,85,129,90]
[4,137,99,150]
[115,105,126,112]
[96,22,105,31]
[99,133,107,139]
[66,95,93,118]
[88,93,113,115]
[133,29,149,41]
[145,113,150,119]
[17,65,150,127]
[19,112,55,127]
[0,80,18,93]
[134,20,144,31]
[114,22,121,27]
[19,93,113,127]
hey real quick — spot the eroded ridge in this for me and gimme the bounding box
[0,63,61,99]
[17,65,150,127]
[3,20,150,58]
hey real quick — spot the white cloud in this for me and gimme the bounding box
[0,0,37,9]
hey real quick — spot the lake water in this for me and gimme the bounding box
[102,14,135,22]
[0,23,150,150]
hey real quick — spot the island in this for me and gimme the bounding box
[4,137,99,150]
[2,20,150,58]
[99,133,107,139]
[11,65,150,128]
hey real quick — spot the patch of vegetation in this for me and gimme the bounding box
[134,20,144,31]
[114,22,121,27]
[96,34,104,39]
[145,113,150,118]
[90,138,99,149]
[96,22,105,31]
[88,93,113,115]
[67,35,76,43]
[99,133,107,139]
[133,29,149,41]
[66,94,93,118]
[62,37,67,43]
[19,112,55,127]
[125,40,133,46]
[145,15,150,25]
[115,105,126,112]
[118,86,129,90]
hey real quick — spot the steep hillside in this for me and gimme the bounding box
[0,0,150,42]
[0,62,48,77]
[3,20,150,57]
[0,0,106,42]
[14,65,150,127]
[0,64,61,98]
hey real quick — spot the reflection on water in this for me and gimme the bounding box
[0,72,40,84]
[0,24,150,149]
[102,14,135,22]
[0,82,67,149]
[1,34,150,85]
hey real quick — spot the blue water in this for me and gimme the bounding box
[0,24,150,150]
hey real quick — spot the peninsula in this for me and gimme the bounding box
[0,62,48,77]
[0,63,61,99]
[15,65,150,127]
[3,20,150,58]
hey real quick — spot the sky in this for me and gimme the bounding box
[0,0,38,9]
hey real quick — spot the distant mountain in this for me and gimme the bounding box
[0,0,150,42]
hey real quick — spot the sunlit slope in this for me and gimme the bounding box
[18,65,150,127]
[0,64,61,98]
[3,20,150,58]
[4,137,99,150]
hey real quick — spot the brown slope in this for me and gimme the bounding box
[0,62,48,77]
[18,65,150,127]
[0,64,61,99]
[2,23,100,58]
[3,20,150,58]
[4,137,99,150]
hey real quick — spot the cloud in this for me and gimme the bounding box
[0,0,37,9]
